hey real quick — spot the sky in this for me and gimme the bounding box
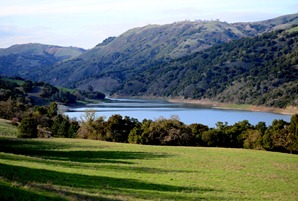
[1,0,297,49]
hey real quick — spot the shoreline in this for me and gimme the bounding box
[167,98,298,115]
[62,96,298,116]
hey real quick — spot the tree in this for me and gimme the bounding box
[56,118,70,137]
[128,119,152,144]
[255,121,267,134]
[47,102,58,117]
[105,115,139,142]
[40,84,58,98]
[162,126,192,146]
[202,129,223,147]
[262,119,290,152]
[287,114,298,153]
[226,120,252,148]
[80,110,96,123]
[22,80,33,92]
[189,123,209,146]
[18,117,37,138]
[242,129,263,150]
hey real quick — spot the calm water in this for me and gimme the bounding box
[65,98,291,127]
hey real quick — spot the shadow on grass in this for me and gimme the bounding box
[0,137,192,177]
[0,163,219,200]
[0,181,65,201]
[0,180,122,201]
[0,138,168,164]
[0,137,72,150]
[0,138,225,200]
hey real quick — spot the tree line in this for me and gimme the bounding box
[16,105,298,154]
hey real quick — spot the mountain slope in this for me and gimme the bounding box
[43,13,298,92]
[0,43,85,81]
[116,28,298,108]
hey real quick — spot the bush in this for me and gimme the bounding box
[17,117,37,138]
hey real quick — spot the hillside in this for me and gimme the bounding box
[115,28,298,108]
[0,13,298,108]
[0,44,85,81]
[0,76,106,120]
[37,13,298,92]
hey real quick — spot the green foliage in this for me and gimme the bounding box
[74,112,298,154]
[101,28,297,108]
[79,90,106,100]
[51,114,78,138]
[0,98,28,120]
[40,84,59,98]
[17,117,38,138]
[262,119,291,152]
[243,130,263,149]
[287,114,298,152]
[47,102,58,117]
[76,110,107,140]
[189,123,209,146]
[77,112,140,142]
[1,85,296,153]
[0,76,105,111]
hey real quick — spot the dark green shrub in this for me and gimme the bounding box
[17,117,37,138]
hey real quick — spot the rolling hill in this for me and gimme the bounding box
[0,44,85,81]
[0,13,298,108]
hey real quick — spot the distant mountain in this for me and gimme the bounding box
[42,13,298,92]
[0,13,298,108]
[0,43,85,81]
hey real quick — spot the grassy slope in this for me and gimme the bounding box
[0,122,297,201]
[0,119,18,136]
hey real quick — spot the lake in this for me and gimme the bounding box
[64,98,292,127]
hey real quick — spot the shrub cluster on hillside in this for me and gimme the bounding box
[0,76,105,120]
[16,102,79,138]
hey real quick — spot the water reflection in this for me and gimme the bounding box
[65,98,291,127]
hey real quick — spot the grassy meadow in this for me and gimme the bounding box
[0,120,297,200]
[0,119,18,136]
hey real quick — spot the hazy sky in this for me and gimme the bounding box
[1,0,297,49]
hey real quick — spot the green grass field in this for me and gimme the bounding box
[0,119,18,136]
[0,121,297,200]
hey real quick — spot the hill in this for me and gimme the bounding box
[0,76,105,120]
[0,135,297,201]
[40,13,298,93]
[115,27,298,108]
[0,13,298,108]
[0,44,85,81]
[42,20,252,91]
